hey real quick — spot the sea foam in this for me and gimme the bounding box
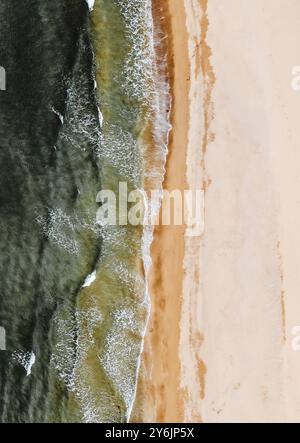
[86,0,95,11]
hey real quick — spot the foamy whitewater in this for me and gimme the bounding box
[86,0,95,11]
[12,351,36,376]
[88,0,169,422]
[45,0,171,423]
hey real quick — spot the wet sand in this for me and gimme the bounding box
[132,0,190,423]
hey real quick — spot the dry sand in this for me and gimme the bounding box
[132,0,300,423]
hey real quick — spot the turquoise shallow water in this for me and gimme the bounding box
[0,0,169,423]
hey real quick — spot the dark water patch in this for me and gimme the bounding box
[0,0,101,423]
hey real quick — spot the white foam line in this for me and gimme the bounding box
[51,107,64,125]
[126,1,170,421]
[26,352,36,376]
[82,270,97,288]
[86,0,95,12]
[97,106,103,128]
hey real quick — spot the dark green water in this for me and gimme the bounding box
[0,0,102,422]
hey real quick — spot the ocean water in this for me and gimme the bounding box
[0,0,169,423]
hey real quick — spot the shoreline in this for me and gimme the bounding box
[132,0,191,423]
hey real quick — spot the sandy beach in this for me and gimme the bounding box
[132,0,300,423]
